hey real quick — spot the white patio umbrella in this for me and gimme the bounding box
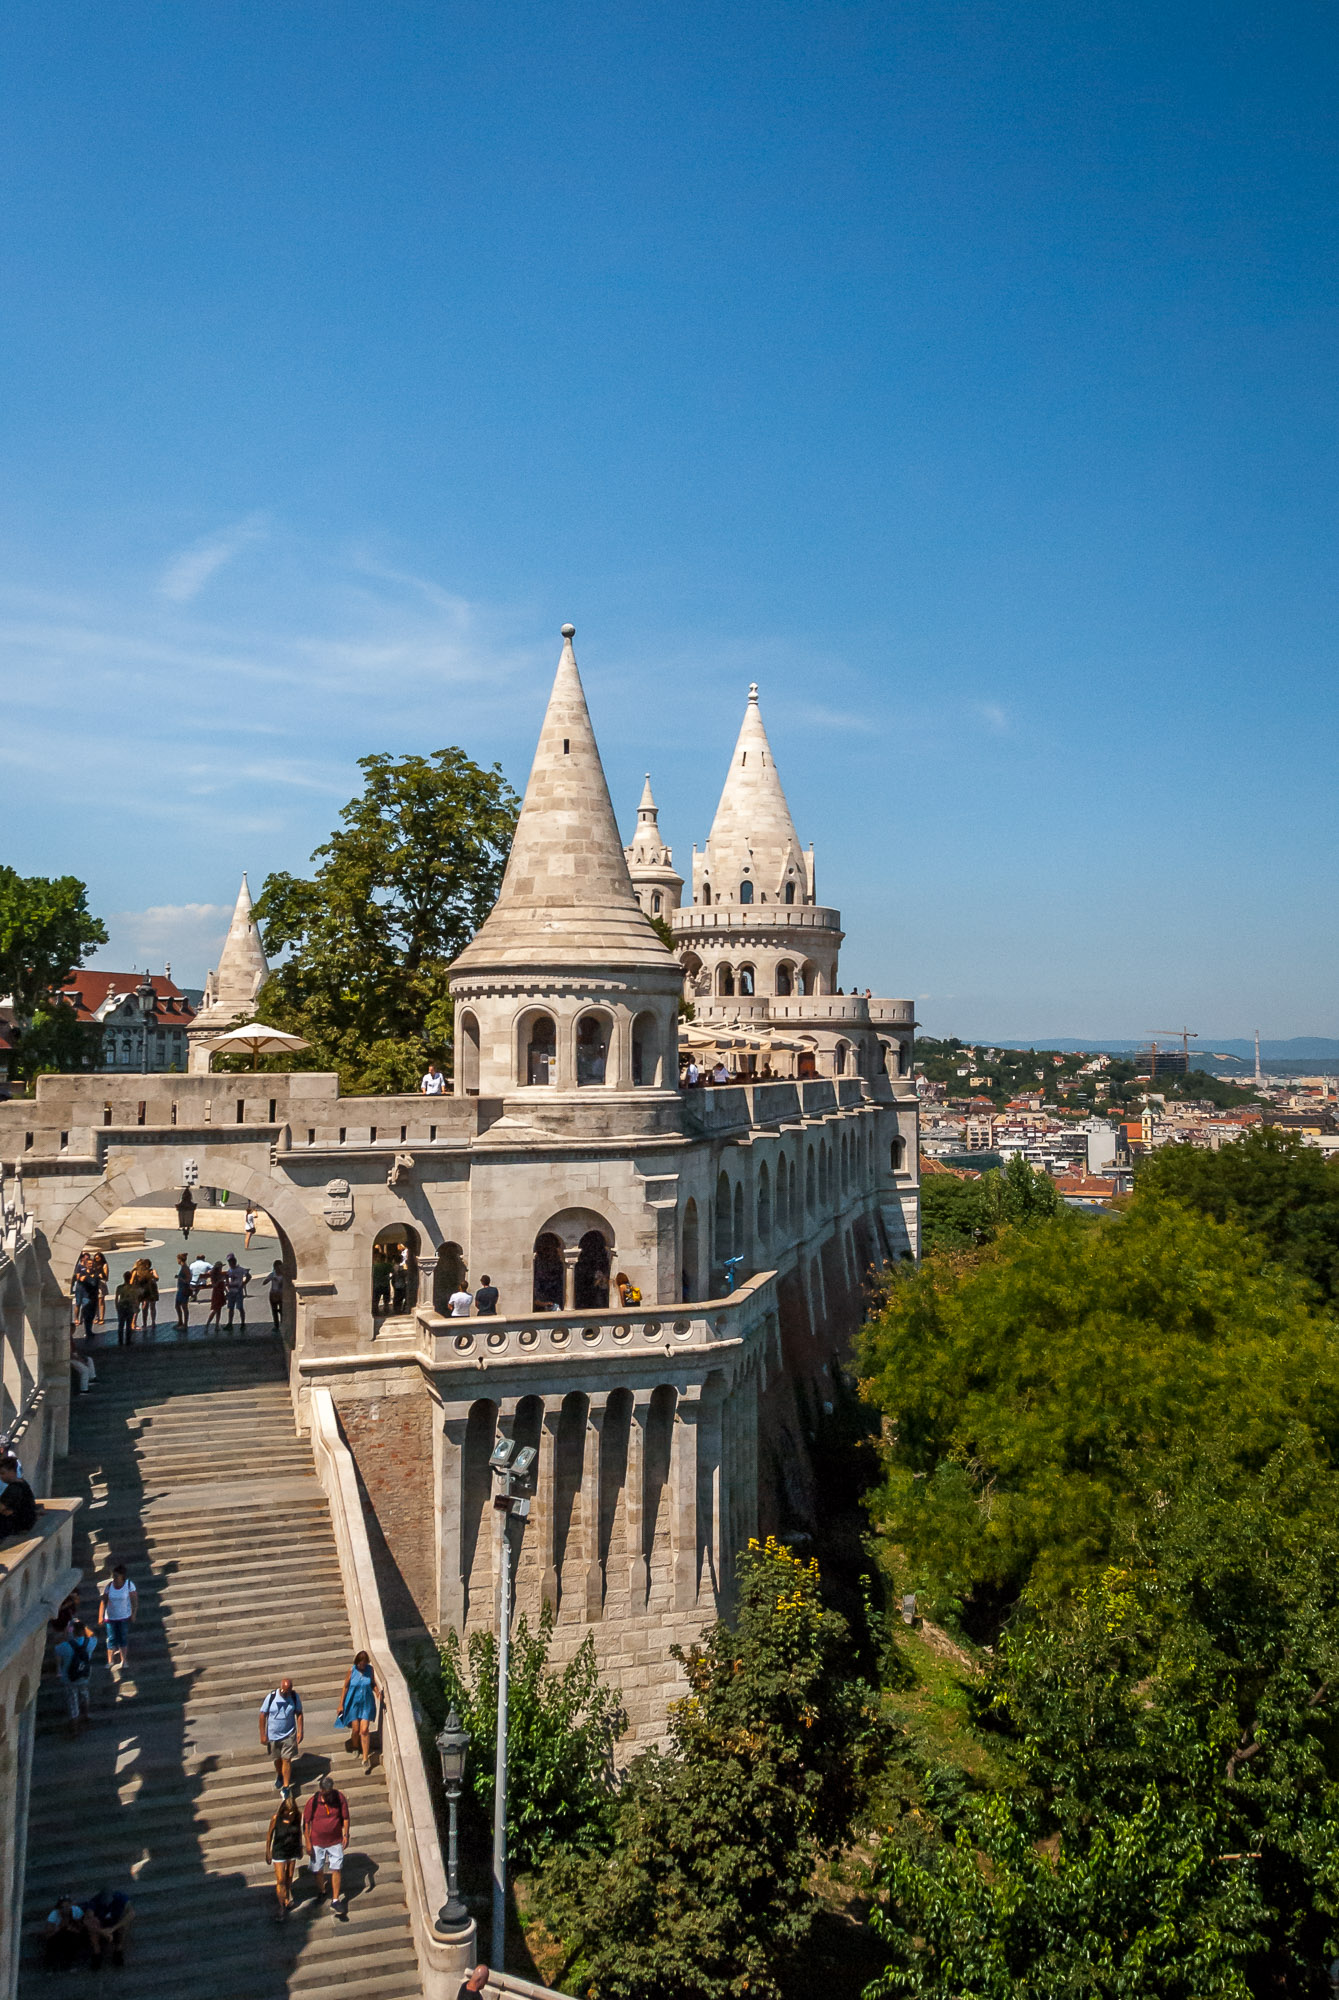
[206,1022,311,1070]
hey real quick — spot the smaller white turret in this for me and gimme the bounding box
[186,874,271,1072]
[623,775,684,921]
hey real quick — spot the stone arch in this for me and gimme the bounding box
[834,1039,849,1076]
[433,1241,466,1314]
[681,1198,700,1301]
[715,1172,732,1264]
[756,1160,771,1242]
[738,879,754,905]
[798,961,816,997]
[532,1232,564,1310]
[461,1399,498,1627]
[373,1222,421,1313]
[732,1183,745,1267]
[457,1010,480,1095]
[575,1008,613,1086]
[784,879,796,905]
[775,962,794,997]
[738,964,755,997]
[46,1152,327,1297]
[517,1007,556,1086]
[716,963,735,999]
[806,1144,817,1212]
[891,1135,907,1172]
[631,1010,660,1088]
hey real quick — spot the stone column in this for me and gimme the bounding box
[626,1392,653,1608]
[533,1399,563,1612]
[416,1253,438,1317]
[436,1410,473,1635]
[583,1397,607,1622]
[670,1390,701,1612]
[562,1247,580,1312]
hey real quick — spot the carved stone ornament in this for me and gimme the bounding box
[386,1152,414,1190]
[322,1178,354,1230]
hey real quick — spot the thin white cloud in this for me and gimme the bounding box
[973,701,1009,734]
[159,516,268,603]
[92,903,234,982]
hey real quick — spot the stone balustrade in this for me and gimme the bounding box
[411,1269,778,1372]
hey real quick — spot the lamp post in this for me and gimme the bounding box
[487,1437,537,1971]
[435,1708,470,1931]
[136,971,156,1075]
[175,1189,197,1240]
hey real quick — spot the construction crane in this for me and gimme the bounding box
[1140,1027,1198,1079]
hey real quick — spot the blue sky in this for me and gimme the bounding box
[2,1,1336,1039]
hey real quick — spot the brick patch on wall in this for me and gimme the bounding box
[335,1394,434,1638]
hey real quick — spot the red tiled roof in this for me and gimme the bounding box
[1055,1173,1117,1197]
[57,972,196,1025]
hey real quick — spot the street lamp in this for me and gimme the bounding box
[488,1437,537,1970]
[435,1708,470,1931]
[136,971,156,1075]
[175,1188,197,1240]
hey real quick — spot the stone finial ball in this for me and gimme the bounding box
[561,623,576,639]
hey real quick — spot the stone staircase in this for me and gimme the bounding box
[19,1336,423,1999]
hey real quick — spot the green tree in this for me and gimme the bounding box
[0,867,106,1080]
[857,1199,1339,1625]
[413,1603,625,1869]
[918,1158,1058,1258]
[540,1539,877,2000]
[1140,1126,1339,1305]
[252,749,517,1092]
[870,1447,1339,1996]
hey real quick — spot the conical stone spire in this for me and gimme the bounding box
[452,627,674,972]
[624,772,684,914]
[700,684,809,904]
[186,873,271,1070]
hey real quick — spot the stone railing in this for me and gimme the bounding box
[308,1390,477,1999]
[0,1501,80,1674]
[404,1271,779,1374]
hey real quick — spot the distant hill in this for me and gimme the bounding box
[978,1037,1339,1061]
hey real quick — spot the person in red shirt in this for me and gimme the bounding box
[302,1773,350,1918]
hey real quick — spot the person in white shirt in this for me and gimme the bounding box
[447,1288,473,1318]
[99,1565,137,1668]
[420,1063,447,1095]
[244,1208,258,1249]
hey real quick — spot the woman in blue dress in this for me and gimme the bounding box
[336,1650,380,1771]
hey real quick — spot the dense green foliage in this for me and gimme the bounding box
[413,1603,624,1869]
[0,867,106,1080]
[540,1540,878,2000]
[858,1197,1339,1625]
[915,1037,1260,1116]
[1140,1126,1339,1306]
[918,1156,1060,1254]
[252,748,517,1091]
[870,1447,1339,1996]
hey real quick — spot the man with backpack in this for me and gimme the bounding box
[55,1620,98,1733]
[302,1772,351,1919]
[259,1679,304,1792]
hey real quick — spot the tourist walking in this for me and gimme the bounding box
[99,1564,137,1669]
[244,1206,258,1250]
[420,1060,447,1095]
[265,1789,303,1921]
[89,1249,109,1326]
[205,1262,226,1331]
[391,1245,409,1314]
[259,1678,304,1791]
[131,1258,159,1331]
[371,1248,392,1315]
[173,1252,191,1330]
[224,1253,251,1329]
[267,1260,285,1331]
[73,1256,99,1341]
[336,1651,380,1772]
[55,1620,97,1734]
[302,1774,350,1918]
[114,1270,136,1344]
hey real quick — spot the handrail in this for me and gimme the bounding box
[308,1387,478,1999]
[1,1383,43,1455]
